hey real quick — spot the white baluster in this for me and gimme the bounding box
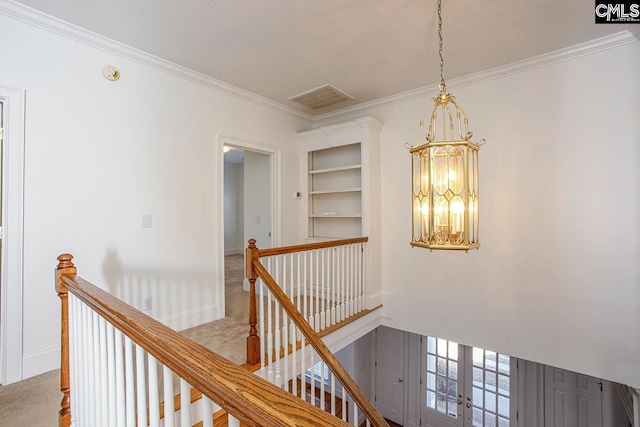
[106,323,117,425]
[320,360,325,411]
[180,379,191,427]
[135,345,147,427]
[341,246,346,322]
[309,350,315,405]
[332,247,337,325]
[353,403,359,426]
[331,370,336,416]
[319,248,324,329]
[274,298,281,387]
[290,320,297,397]
[88,305,100,424]
[202,396,213,427]
[68,296,77,425]
[114,329,126,426]
[259,275,266,376]
[163,366,175,427]
[98,317,107,426]
[266,258,274,383]
[342,387,347,422]
[282,309,288,389]
[228,414,241,427]
[358,244,362,312]
[349,245,354,317]
[303,250,308,323]
[148,355,160,427]
[330,247,336,327]
[124,337,136,427]
[315,249,320,332]
[300,337,306,402]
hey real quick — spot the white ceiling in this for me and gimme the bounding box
[13,0,633,115]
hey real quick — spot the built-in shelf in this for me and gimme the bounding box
[309,188,362,195]
[298,117,383,241]
[309,164,361,175]
[309,214,362,218]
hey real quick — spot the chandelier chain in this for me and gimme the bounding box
[437,0,446,93]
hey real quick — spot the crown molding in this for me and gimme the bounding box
[316,30,638,122]
[0,0,314,122]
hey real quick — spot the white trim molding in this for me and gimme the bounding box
[316,30,639,121]
[0,0,312,121]
[0,84,25,385]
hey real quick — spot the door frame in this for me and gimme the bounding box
[0,84,26,385]
[214,134,281,317]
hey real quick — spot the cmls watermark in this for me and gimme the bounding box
[595,1,640,23]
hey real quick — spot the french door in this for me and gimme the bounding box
[422,337,517,427]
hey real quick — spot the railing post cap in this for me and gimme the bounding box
[57,254,75,269]
[248,239,257,248]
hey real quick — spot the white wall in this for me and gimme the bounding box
[320,39,640,388]
[244,151,272,249]
[0,11,311,379]
[224,162,244,255]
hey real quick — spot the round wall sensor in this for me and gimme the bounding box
[102,65,120,81]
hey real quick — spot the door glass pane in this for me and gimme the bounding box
[485,412,496,427]
[448,341,458,359]
[448,379,457,398]
[473,407,483,426]
[425,336,459,417]
[427,390,436,409]
[427,372,435,389]
[485,351,496,371]
[473,386,483,406]
[471,348,512,425]
[498,395,509,416]
[473,347,484,367]
[486,371,496,392]
[448,360,458,378]
[427,354,436,371]
[448,398,458,417]
[498,374,509,396]
[427,336,436,353]
[437,338,447,357]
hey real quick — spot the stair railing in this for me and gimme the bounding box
[245,239,388,427]
[56,253,352,427]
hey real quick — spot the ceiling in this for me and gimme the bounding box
[13,0,633,116]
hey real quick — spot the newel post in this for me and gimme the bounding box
[246,239,261,365]
[56,253,76,427]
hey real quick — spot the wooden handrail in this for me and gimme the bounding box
[257,237,368,258]
[57,254,351,427]
[251,259,389,427]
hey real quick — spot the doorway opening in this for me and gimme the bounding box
[217,135,280,322]
[0,85,25,385]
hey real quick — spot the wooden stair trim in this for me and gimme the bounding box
[58,260,352,427]
[252,260,388,427]
[256,305,383,370]
[257,237,368,258]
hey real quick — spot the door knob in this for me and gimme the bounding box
[398,378,403,383]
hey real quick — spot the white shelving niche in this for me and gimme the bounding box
[298,116,383,242]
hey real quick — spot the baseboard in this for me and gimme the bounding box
[161,304,221,332]
[22,345,60,380]
[224,248,243,256]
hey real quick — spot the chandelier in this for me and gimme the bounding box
[408,0,484,251]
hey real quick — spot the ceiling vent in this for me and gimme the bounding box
[288,84,354,109]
